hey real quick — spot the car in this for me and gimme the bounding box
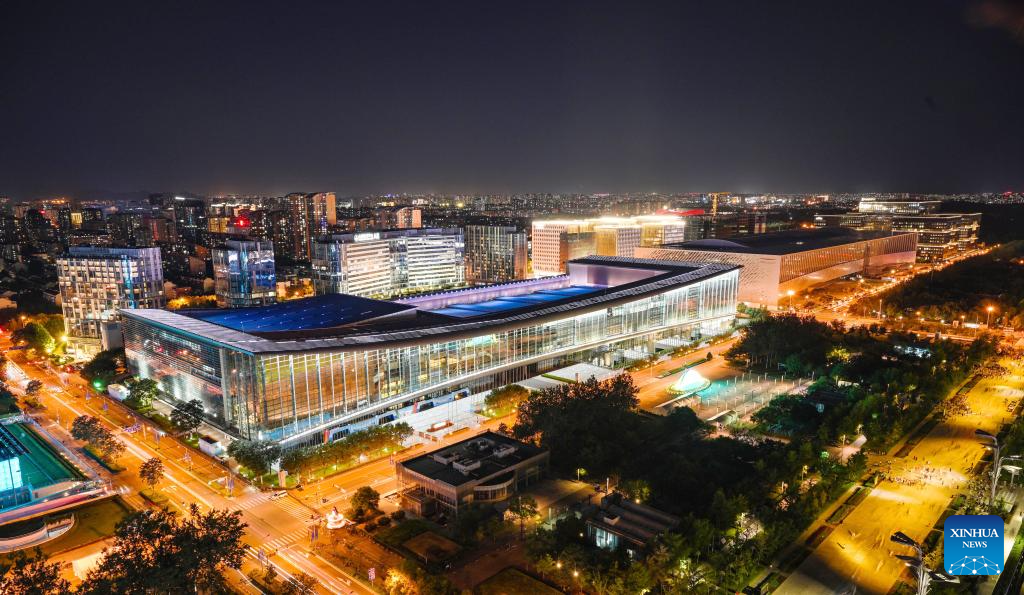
[270,491,288,500]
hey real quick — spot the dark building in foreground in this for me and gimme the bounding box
[396,431,548,516]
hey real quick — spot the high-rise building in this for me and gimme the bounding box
[377,206,422,229]
[312,228,464,298]
[57,246,165,358]
[266,210,293,260]
[172,197,208,246]
[212,239,277,308]
[288,192,337,261]
[464,225,528,284]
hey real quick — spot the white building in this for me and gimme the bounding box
[312,228,465,299]
[57,246,165,358]
[213,239,277,308]
[637,228,917,307]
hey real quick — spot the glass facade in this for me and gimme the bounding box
[124,266,738,446]
[312,228,465,299]
[213,239,277,308]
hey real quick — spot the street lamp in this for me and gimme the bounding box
[891,531,958,595]
[986,306,995,328]
[786,289,795,310]
[976,429,1022,508]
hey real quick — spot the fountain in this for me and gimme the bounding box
[667,368,711,396]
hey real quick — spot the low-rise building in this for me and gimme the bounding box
[396,431,548,517]
[586,492,680,558]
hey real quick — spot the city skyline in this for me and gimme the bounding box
[3,1,1024,198]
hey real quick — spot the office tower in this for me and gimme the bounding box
[378,206,422,229]
[57,246,165,358]
[287,192,337,261]
[312,228,464,298]
[172,197,208,246]
[212,239,277,308]
[464,225,528,284]
[57,207,73,242]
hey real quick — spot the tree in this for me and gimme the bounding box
[351,485,380,512]
[19,321,55,353]
[26,379,43,395]
[71,415,124,462]
[71,415,105,445]
[618,478,651,503]
[139,457,164,490]
[0,547,72,595]
[96,434,126,461]
[227,439,281,480]
[170,399,205,438]
[82,348,124,387]
[512,375,642,475]
[79,505,246,594]
[126,378,160,409]
[506,493,538,538]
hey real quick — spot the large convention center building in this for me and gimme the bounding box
[121,256,739,447]
[637,227,917,307]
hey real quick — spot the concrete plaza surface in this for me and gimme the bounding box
[777,360,1023,595]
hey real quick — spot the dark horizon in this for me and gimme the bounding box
[3,0,1024,200]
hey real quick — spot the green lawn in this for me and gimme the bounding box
[477,568,561,595]
[0,497,131,561]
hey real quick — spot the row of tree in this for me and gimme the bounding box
[1,506,247,594]
[856,240,1024,327]
[278,422,413,478]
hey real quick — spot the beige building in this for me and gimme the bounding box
[637,228,917,307]
[532,216,689,276]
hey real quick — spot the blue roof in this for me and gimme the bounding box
[430,285,607,319]
[185,294,414,332]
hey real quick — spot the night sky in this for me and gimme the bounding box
[3,1,1023,198]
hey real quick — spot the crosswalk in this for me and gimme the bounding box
[233,491,315,518]
[260,526,312,551]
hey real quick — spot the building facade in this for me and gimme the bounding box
[57,246,165,358]
[312,228,465,298]
[121,257,739,446]
[464,225,528,284]
[212,239,277,308]
[531,216,690,276]
[637,228,917,307]
[814,199,980,263]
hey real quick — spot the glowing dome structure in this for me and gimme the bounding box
[668,368,711,396]
[325,507,348,529]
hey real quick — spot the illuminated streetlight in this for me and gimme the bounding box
[986,305,995,328]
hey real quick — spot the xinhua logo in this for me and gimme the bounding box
[944,515,1004,575]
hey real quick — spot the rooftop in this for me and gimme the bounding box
[120,256,737,354]
[665,227,910,255]
[183,294,414,333]
[399,431,547,488]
